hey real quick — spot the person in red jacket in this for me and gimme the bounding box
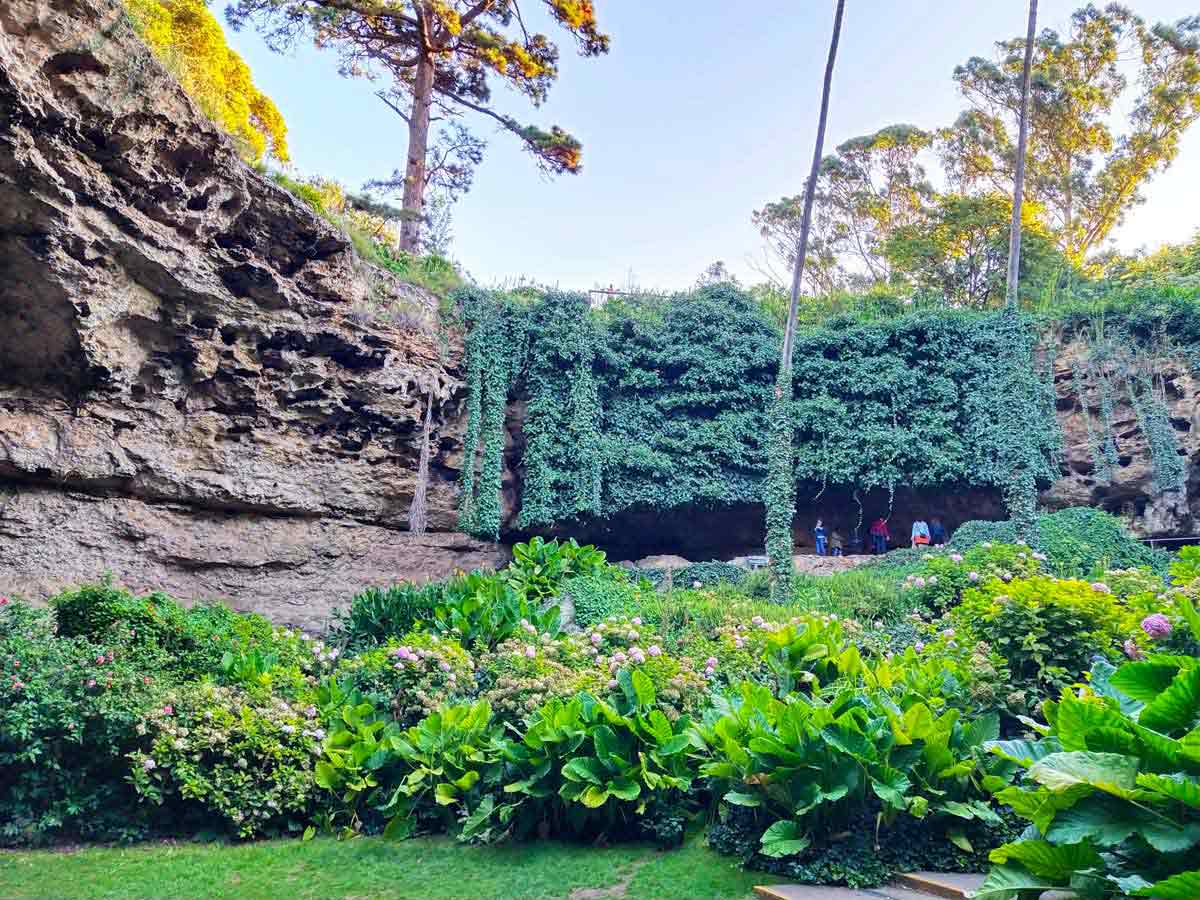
[868,517,890,555]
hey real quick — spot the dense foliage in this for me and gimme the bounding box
[5,521,1192,892]
[976,595,1200,899]
[124,0,288,164]
[455,284,1062,540]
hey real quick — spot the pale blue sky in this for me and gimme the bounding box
[222,1,1200,291]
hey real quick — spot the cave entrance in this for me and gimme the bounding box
[509,482,1007,564]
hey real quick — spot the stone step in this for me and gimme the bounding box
[754,873,986,900]
[892,873,985,899]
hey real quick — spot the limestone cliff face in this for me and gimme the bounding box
[1045,343,1200,538]
[2,1,1198,628]
[0,0,504,631]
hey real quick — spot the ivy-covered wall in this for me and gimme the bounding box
[453,284,1193,547]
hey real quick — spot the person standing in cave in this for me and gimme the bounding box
[830,528,844,556]
[930,516,948,547]
[814,518,828,556]
[869,517,890,555]
[911,517,931,548]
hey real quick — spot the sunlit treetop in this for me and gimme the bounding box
[225,0,608,175]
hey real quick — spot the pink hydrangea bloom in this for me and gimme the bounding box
[1141,613,1173,640]
[648,645,662,657]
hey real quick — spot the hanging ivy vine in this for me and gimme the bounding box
[456,289,526,540]
[455,283,1193,544]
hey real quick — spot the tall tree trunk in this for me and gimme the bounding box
[1006,0,1038,307]
[400,54,436,253]
[766,0,846,598]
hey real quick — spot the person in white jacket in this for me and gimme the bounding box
[911,518,930,547]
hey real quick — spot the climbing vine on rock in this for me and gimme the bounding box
[457,288,526,539]
[455,285,1171,546]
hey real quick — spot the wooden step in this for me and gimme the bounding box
[892,873,984,899]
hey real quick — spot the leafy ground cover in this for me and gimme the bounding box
[3,509,1196,897]
[0,835,770,900]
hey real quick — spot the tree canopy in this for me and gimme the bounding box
[225,0,609,249]
[755,4,1200,302]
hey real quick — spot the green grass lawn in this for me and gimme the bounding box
[0,834,775,900]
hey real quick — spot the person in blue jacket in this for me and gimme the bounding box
[814,518,828,556]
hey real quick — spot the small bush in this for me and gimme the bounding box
[332,583,442,649]
[1036,507,1168,576]
[0,601,167,845]
[673,561,746,588]
[949,575,1142,703]
[561,574,641,628]
[129,682,322,839]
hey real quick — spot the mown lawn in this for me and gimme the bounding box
[0,834,775,900]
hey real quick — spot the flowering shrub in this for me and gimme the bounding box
[129,681,321,838]
[901,543,1045,612]
[0,601,167,845]
[334,631,476,725]
[949,575,1143,702]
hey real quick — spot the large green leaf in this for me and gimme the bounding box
[1137,772,1200,808]
[988,839,1102,879]
[1028,752,1139,798]
[972,864,1064,898]
[724,790,762,807]
[759,820,811,859]
[606,778,640,801]
[1133,870,1200,899]
[1139,667,1200,736]
[821,721,877,763]
[1047,794,1200,852]
[986,738,1060,767]
[962,713,1001,750]
[1110,660,1186,703]
[870,765,911,808]
[561,756,607,785]
[1054,695,1132,752]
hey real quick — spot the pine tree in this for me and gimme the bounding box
[226,0,609,250]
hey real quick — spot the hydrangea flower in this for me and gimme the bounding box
[968,571,979,582]
[648,645,662,657]
[1090,582,1111,594]
[950,553,963,563]
[1123,639,1145,660]
[1141,613,1173,640]
[143,758,156,771]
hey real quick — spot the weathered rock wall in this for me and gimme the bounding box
[0,0,504,629]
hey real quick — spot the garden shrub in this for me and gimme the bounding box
[696,681,1010,867]
[331,583,443,649]
[949,575,1143,705]
[1035,507,1168,577]
[949,519,1020,550]
[129,682,322,839]
[976,598,1200,899]
[334,632,477,725]
[901,542,1046,612]
[429,571,560,650]
[0,601,168,845]
[673,561,746,589]
[561,574,641,628]
[504,537,608,605]
[483,674,699,843]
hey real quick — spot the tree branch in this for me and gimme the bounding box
[376,90,411,123]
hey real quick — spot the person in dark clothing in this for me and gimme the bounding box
[868,517,890,555]
[930,517,948,546]
[814,519,828,556]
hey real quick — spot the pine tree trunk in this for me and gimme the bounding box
[1006,0,1038,307]
[400,54,436,253]
[766,0,846,598]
